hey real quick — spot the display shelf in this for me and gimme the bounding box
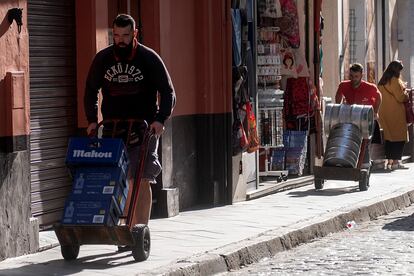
[258,107,284,147]
[259,170,288,178]
[256,12,286,182]
[259,146,288,180]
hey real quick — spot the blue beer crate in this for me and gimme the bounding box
[66,137,129,173]
[72,167,129,212]
[61,195,122,226]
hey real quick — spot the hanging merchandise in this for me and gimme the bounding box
[256,0,300,180]
[232,118,249,155]
[257,0,299,48]
[233,67,259,154]
[283,130,308,175]
[257,28,283,88]
[244,41,256,98]
[279,39,297,78]
[232,61,256,155]
[257,41,281,85]
[259,107,284,146]
[232,66,248,155]
[245,102,260,153]
[293,48,310,78]
[231,1,258,156]
[257,0,283,26]
[231,9,242,67]
[284,77,315,117]
[283,77,320,132]
[279,0,300,48]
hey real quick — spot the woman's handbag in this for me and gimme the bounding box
[384,85,414,126]
[405,89,414,125]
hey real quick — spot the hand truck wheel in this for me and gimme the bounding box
[131,224,151,262]
[61,244,80,261]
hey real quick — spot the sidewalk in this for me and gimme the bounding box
[1,163,414,276]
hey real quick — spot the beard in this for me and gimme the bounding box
[114,41,134,60]
[351,79,361,88]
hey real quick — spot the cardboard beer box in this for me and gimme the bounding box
[66,137,129,173]
[72,167,129,212]
[61,195,122,226]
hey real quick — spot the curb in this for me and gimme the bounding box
[149,190,414,276]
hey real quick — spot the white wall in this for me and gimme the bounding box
[409,1,414,87]
[385,0,398,62]
[349,0,367,66]
[396,0,414,87]
[321,0,341,99]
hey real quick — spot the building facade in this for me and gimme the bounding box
[2,0,410,261]
[321,0,413,159]
[1,0,233,260]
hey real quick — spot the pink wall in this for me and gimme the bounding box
[76,0,108,128]
[0,1,30,136]
[141,0,160,52]
[75,0,232,126]
[142,0,232,117]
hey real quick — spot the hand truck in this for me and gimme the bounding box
[313,138,371,192]
[54,119,153,262]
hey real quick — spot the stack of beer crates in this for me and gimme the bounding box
[62,137,129,226]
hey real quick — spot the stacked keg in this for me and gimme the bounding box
[323,104,374,168]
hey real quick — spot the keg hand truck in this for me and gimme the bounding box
[314,104,373,192]
[54,119,153,262]
[313,138,370,191]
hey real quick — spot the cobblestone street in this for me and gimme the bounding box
[224,204,414,275]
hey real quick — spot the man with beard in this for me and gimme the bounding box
[84,14,176,241]
[334,63,382,169]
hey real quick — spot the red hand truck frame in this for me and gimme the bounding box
[54,119,153,262]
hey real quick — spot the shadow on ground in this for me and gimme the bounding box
[287,186,360,197]
[382,213,414,232]
[0,250,136,276]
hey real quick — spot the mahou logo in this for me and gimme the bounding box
[73,150,113,158]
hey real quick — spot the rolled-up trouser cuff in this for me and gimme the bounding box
[128,135,161,184]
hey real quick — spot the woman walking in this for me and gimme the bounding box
[377,60,409,170]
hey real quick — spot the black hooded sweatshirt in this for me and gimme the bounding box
[84,43,176,125]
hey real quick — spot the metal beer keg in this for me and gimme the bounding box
[323,123,362,168]
[324,104,374,139]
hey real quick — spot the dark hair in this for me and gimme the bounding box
[113,14,136,30]
[378,60,403,85]
[350,63,364,73]
[283,53,294,68]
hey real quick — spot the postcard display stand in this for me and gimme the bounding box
[257,26,288,181]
